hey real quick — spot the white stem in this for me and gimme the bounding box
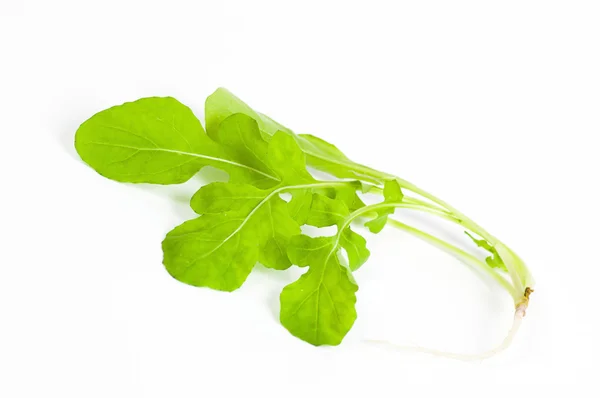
[364,304,527,362]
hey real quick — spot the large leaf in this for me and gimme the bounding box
[162,128,357,291]
[75,97,280,186]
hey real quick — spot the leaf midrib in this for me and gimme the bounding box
[177,181,350,263]
[83,141,280,182]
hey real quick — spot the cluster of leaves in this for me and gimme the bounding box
[75,90,404,345]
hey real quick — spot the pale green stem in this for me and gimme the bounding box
[385,218,519,300]
[340,201,518,299]
[391,177,532,294]
[345,164,531,294]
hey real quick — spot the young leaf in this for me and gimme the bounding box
[162,130,356,291]
[364,179,403,233]
[465,231,508,272]
[75,98,279,186]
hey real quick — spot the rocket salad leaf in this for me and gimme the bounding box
[74,88,535,355]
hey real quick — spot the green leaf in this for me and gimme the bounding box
[464,231,508,272]
[280,180,405,345]
[365,179,403,233]
[280,192,371,345]
[300,193,371,271]
[189,181,300,271]
[340,229,370,271]
[161,214,259,291]
[305,194,349,227]
[76,89,533,349]
[464,231,494,252]
[287,191,313,224]
[213,113,280,188]
[287,180,366,226]
[204,88,388,184]
[189,182,265,214]
[281,235,358,346]
[205,88,293,142]
[162,129,358,290]
[296,134,376,182]
[330,181,367,212]
[75,97,280,186]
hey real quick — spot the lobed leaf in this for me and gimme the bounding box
[364,179,403,233]
[280,193,371,345]
[162,125,362,291]
[281,236,358,346]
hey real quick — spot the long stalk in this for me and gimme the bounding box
[384,218,517,299]
[318,157,533,298]
[343,202,518,298]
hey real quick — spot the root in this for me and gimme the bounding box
[365,288,533,362]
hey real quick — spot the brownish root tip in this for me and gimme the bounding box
[516,287,534,317]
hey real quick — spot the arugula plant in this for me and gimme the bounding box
[75,89,534,356]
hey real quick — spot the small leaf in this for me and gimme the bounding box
[365,179,404,233]
[340,229,370,271]
[464,231,508,272]
[383,179,403,201]
[464,231,494,252]
[486,255,505,270]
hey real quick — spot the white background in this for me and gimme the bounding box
[1,1,599,396]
